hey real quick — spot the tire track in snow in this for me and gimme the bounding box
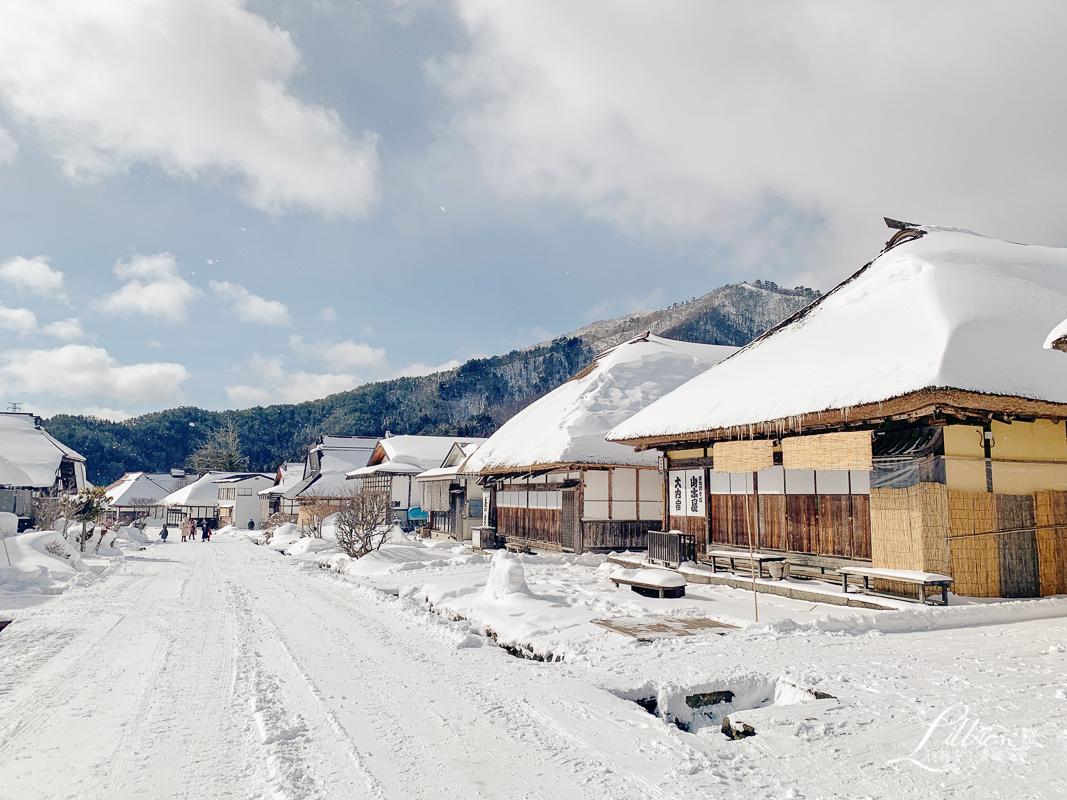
[0,569,153,754]
[243,548,667,799]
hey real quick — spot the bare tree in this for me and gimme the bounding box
[298,490,336,539]
[334,489,392,558]
[187,418,250,473]
[31,489,64,532]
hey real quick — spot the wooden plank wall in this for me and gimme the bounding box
[497,507,562,549]
[670,514,708,553]
[996,495,1040,598]
[582,520,658,551]
[706,493,871,559]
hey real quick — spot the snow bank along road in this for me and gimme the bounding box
[2,535,1067,799]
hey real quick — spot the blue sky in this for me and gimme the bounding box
[1,1,1066,420]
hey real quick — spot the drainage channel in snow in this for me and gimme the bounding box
[618,675,836,739]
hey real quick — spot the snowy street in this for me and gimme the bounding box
[0,536,707,799]
[3,534,1067,799]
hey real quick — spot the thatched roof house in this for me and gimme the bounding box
[609,223,1067,598]
[466,333,735,553]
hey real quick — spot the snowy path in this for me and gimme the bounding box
[3,535,1066,799]
[0,538,686,800]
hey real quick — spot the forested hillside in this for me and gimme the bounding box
[44,280,818,485]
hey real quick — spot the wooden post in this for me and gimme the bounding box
[745,471,759,622]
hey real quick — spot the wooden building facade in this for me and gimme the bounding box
[655,416,1067,597]
[486,465,662,554]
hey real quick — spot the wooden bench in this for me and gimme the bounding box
[504,541,531,554]
[704,549,787,580]
[610,569,686,599]
[838,566,953,605]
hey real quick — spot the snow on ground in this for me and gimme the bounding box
[1,530,1065,799]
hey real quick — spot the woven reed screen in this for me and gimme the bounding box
[782,431,873,471]
[712,440,774,473]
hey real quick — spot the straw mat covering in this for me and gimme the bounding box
[782,431,872,471]
[712,440,774,473]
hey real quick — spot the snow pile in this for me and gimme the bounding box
[264,523,303,552]
[463,333,735,472]
[483,552,533,599]
[0,529,88,593]
[324,538,481,576]
[747,595,1067,637]
[611,227,1067,440]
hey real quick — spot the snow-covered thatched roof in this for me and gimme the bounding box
[163,472,237,506]
[610,226,1067,445]
[0,452,35,488]
[106,472,177,505]
[0,412,85,488]
[462,333,736,474]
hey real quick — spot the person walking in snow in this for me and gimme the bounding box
[160,525,169,544]
[202,522,211,542]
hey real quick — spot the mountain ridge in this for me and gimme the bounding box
[43,279,819,485]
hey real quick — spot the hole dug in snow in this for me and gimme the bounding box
[623,675,835,739]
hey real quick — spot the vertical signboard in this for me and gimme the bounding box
[669,469,706,517]
[687,469,706,517]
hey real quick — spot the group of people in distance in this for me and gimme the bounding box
[158,519,212,543]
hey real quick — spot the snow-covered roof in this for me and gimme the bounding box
[105,472,176,505]
[415,465,461,482]
[287,436,378,499]
[163,472,241,507]
[0,412,85,488]
[1044,318,1067,351]
[462,333,736,473]
[370,435,487,473]
[349,460,426,477]
[0,452,35,488]
[259,462,305,496]
[610,226,1067,444]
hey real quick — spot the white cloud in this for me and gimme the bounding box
[0,344,188,402]
[320,340,387,370]
[41,316,86,341]
[434,1,1067,282]
[0,304,37,335]
[80,406,133,422]
[289,334,387,370]
[225,354,355,406]
[318,306,337,322]
[210,280,292,326]
[101,253,201,323]
[397,359,461,378]
[0,255,65,298]
[0,1,379,219]
[0,125,16,165]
